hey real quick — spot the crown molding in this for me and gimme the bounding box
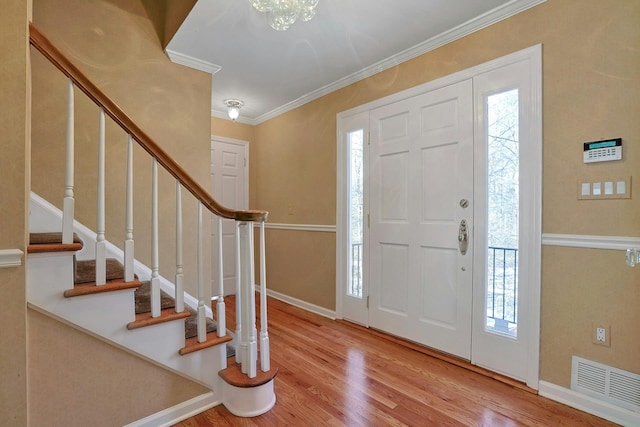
[252,0,546,124]
[165,49,222,75]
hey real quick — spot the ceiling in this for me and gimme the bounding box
[166,0,542,125]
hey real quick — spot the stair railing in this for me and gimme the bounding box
[29,23,270,377]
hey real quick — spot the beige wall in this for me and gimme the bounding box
[31,0,213,301]
[237,0,640,388]
[27,310,208,426]
[0,0,31,425]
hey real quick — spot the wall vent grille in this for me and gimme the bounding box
[571,356,640,413]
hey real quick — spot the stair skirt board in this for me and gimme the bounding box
[29,192,214,320]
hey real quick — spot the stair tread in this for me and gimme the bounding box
[179,332,232,356]
[127,308,191,330]
[64,278,142,297]
[28,232,83,253]
[219,358,278,388]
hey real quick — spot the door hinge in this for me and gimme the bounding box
[368,133,371,145]
[366,296,369,308]
[367,214,370,228]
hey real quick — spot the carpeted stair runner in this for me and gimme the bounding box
[75,258,217,339]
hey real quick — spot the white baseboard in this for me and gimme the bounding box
[538,381,640,426]
[123,392,221,427]
[256,286,336,320]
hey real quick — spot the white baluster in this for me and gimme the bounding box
[62,79,75,244]
[150,158,160,318]
[124,135,134,282]
[239,221,257,378]
[196,202,207,342]
[259,220,270,372]
[216,215,226,337]
[235,221,242,364]
[95,108,106,286]
[175,182,184,313]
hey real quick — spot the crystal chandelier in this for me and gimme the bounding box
[249,0,319,31]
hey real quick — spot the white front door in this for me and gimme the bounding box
[211,136,248,295]
[369,80,474,359]
[338,46,541,386]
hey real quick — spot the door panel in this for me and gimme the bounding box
[370,79,474,359]
[211,137,248,296]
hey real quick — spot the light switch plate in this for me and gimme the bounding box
[578,176,632,200]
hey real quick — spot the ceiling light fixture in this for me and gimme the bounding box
[249,0,319,31]
[224,99,244,121]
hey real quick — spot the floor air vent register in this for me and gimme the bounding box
[571,356,640,413]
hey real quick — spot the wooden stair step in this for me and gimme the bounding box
[64,278,142,297]
[28,232,83,253]
[127,308,191,330]
[179,331,232,356]
[219,358,278,388]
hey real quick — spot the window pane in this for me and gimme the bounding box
[486,89,519,337]
[348,129,364,298]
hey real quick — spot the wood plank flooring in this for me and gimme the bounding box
[174,296,616,426]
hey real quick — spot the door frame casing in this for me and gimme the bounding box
[336,45,542,388]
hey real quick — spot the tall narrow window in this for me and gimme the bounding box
[348,129,364,298]
[486,89,519,337]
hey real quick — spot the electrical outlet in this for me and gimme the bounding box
[592,324,611,347]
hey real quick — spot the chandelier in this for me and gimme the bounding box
[249,0,319,31]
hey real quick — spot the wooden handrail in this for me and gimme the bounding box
[29,23,267,222]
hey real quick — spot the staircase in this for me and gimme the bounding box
[27,22,277,423]
[27,230,231,389]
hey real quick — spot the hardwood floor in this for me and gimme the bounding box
[174,296,616,426]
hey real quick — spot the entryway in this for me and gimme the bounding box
[336,46,541,388]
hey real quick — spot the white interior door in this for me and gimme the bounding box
[211,136,248,296]
[369,80,474,359]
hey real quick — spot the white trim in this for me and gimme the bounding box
[542,233,640,251]
[250,0,545,124]
[0,249,24,268]
[256,286,336,320]
[538,381,640,427]
[123,392,220,427]
[165,49,221,75]
[263,223,336,233]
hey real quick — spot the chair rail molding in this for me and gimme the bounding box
[542,233,640,251]
[262,223,336,233]
[0,249,24,268]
